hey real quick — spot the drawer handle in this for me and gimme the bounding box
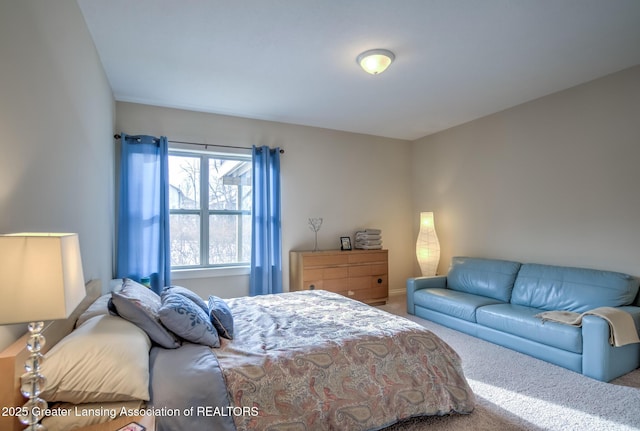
[309,284,315,290]
[377,278,383,284]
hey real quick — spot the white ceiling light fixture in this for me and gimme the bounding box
[356,49,395,75]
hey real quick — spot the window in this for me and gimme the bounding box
[168,148,252,269]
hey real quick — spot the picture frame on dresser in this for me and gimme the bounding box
[340,236,352,250]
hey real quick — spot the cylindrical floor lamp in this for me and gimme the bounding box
[416,212,440,276]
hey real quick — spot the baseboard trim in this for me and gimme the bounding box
[389,288,405,296]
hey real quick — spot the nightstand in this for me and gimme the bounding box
[75,415,155,431]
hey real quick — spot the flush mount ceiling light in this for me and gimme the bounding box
[356,49,395,75]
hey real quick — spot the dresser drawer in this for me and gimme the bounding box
[349,275,372,290]
[349,274,387,290]
[304,267,348,281]
[348,263,387,277]
[290,249,388,305]
[339,285,388,302]
[303,254,349,267]
[348,265,369,277]
[348,251,387,264]
[305,278,348,292]
[370,263,387,275]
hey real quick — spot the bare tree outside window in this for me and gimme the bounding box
[169,151,251,268]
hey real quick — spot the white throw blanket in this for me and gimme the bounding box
[535,307,640,347]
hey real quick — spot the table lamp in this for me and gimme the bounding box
[0,233,86,431]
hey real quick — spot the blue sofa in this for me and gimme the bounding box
[407,257,640,382]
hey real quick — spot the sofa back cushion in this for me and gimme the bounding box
[511,264,640,312]
[447,257,521,302]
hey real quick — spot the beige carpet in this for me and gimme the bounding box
[377,294,640,431]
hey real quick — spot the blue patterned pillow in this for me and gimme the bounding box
[111,279,180,349]
[159,293,220,347]
[208,295,234,340]
[161,285,208,316]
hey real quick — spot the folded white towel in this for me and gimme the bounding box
[355,244,383,250]
[355,239,382,246]
[355,234,381,241]
[357,228,382,235]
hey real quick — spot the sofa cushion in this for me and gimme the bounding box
[476,303,583,353]
[447,257,522,302]
[511,264,640,313]
[414,288,504,322]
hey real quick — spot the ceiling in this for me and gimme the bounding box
[77,0,640,141]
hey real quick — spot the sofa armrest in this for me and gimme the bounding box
[582,306,640,381]
[618,306,640,334]
[406,276,447,314]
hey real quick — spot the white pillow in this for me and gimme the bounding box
[75,294,112,328]
[41,400,143,430]
[41,314,151,403]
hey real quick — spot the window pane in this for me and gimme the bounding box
[209,214,251,265]
[209,158,252,210]
[170,214,200,266]
[240,180,252,212]
[241,213,251,262]
[209,214,235,264]
[169,155,200,209]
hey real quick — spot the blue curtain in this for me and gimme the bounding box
[250,146,282,296]
[116,133,170,293]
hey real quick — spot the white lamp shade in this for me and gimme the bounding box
[0,233,86,324]
[416,212,440,276]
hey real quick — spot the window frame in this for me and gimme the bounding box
[168,145,252,273]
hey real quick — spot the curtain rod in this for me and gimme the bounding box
[113,134,284,153]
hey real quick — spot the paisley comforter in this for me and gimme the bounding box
[215,290,474,431]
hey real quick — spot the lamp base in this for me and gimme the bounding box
[18,321,48,431]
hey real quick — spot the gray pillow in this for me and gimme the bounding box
[208,295,234,340]
[75,294,111,328]
[159,293,220,348]
[161,285,208,315]
[110,279,180,349]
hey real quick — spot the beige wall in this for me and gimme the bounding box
[411,65,640,277]
[0,0,115,350]
[116,102,415,298]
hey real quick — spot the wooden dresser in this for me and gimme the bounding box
[289,249,388,305]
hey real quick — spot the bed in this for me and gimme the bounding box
[0,279,474,431]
